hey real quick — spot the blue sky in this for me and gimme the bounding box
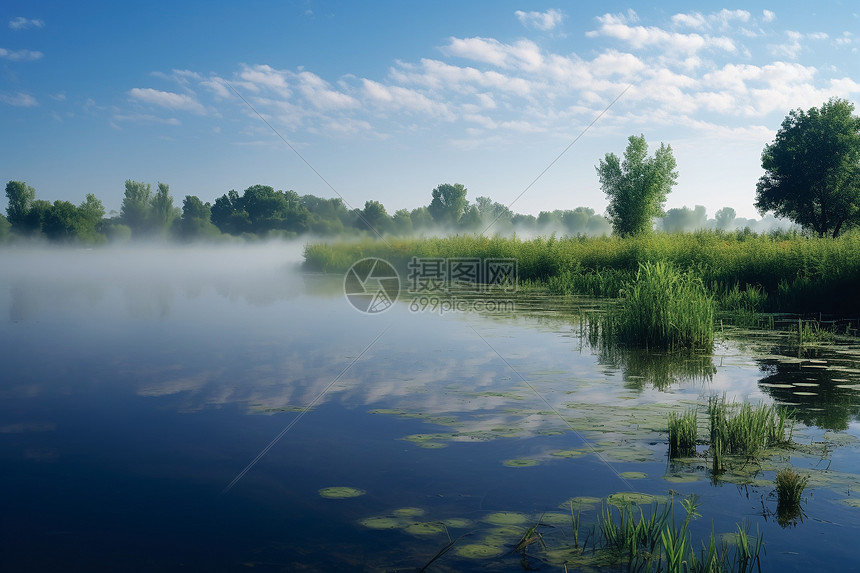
[1,1,858,219]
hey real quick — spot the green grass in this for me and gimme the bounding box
[707,396,793,473]
[303,229,860,314]
[608,262,715,351]
[597,494,763,573]
[775,468,809,526]
[668,409,698,458]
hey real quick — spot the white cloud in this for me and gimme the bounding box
[361,78,454,119]
[767,30,827,59]
[8,17,44,30]
[0,92,38,107]
[296,71,359,110]
[515,9,565,31]
[238,64,292,96]
[671,13,707,30]
[0,47,43,61]
[127,88,207,114]
[588,11,736,55]
[762,10,776,23]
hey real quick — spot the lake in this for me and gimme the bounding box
[2,245,860,571]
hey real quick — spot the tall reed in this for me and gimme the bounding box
[668,409,698,458]
[708,396,793,472]
[609,262,715,351]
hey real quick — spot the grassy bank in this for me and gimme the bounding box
[303,229,860,314]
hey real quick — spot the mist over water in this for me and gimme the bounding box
[2,243,860,571]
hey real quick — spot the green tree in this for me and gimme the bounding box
[211,189,249,235]
[0,213,10,242]
[78,194,105,241]
[22,199,51,236]
[120,180,153,235]
[358,200,391,234]
[715,207,736,231]
[43,200,81,241]
[180,195,219,239]
[755,98,860,237]
[597,134,678,237]
[661,205,707,233]
[151,182,178,235]
[428,183,468,226]
[458,204,482,231]
[391,208,413,235]
[410,206,434,231]
[5,180,36,231]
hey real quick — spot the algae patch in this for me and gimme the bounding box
[318,486,365,499]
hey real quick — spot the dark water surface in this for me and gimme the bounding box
[2,246,860,571]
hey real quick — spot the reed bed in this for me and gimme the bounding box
[775,468,809,526]
[303,229,860,313]
[668,409,698,458]
[708,396,792,472]
[608,262,715,351]
[597,494,763,573]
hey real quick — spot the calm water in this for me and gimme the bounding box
[2,245,860,571]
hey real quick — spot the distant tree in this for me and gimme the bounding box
[5,180,36,231]
[410,206,435,231]
[428,183,468,226]
[586,214,612,236]
[391,208,413,235]
[458,204,482,231]
[211,189,249,234]
[120,180,153,236]
[661,205,707,233]
[179,195,219,239]
[0,214,10,242]
[22,199,52,235]
[511,213,537,232]
[359,200,391,234]
[211,185,310,236]
[755,98,860,237]
[597,134,678,237]
[151,182,178,236]
[42,200,81,241]
[715,207,736,231]
[537,210,562,230]
[562,207,592,235]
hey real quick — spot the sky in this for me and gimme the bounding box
[1,1,858,220]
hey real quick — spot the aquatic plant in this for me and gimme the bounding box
[668,408,698,458]
[303,229,860,314]
[776,468,809,526]
[707,396,793,473]
[607,262,715,351]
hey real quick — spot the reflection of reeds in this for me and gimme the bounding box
[776,468,808,527]
[708,396,793,473]
[668,409,698,458]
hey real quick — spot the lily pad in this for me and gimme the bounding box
[403,521,446,536]
[607,492,667,507]
[550,448,587,458]
[503,458,539,467]
[619,471,648,479]
[359,516,400,529]
[483,511,528,525]
[318,486,365,499]
[393,507,425,518]
[455,543,505,559]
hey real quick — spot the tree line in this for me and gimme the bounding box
[2,97,857,244]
